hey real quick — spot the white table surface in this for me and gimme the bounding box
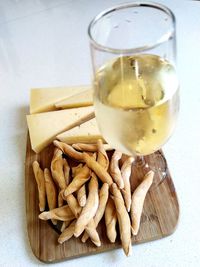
[0,0,200,266]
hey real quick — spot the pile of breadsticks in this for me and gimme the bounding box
[32,139,154,256]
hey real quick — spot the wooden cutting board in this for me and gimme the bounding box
[25,134,179,263]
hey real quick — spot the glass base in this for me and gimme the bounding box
[131,151,167,190]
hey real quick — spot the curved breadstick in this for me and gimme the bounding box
[53,140,84,161]
[63,158,70,185]
[72,143,112,152]
[71,163,83,178]
[82,183,109,243]
[44,168,57,224]
[74,173,99,237]
[58,189,64,207]
[110,151,124,189]
[97,139,109,170]
[111,183,132,256]
[39,205,75,221]
[60,220,71,232]
[83,153,113,186]
[105,197,117,243]
[82,219,101,247]
[131,170,154,236]
[32,161,46,212]
[121,157,135,212]
[64,164,91,196]
[63,193,82,218]
[51,148,66,189]
[77,184,87,207]
[58,220,76,244]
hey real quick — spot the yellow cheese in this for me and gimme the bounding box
[27,106,94,153]
[55,89,93,109]
[30,85,90,114]
[56,118,104,144]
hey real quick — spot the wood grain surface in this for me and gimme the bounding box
[25,134,179,263]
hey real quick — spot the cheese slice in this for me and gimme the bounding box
[55,89,93,109]
[27,106,94,153]
[56,118,104,144]
[30,85,90,114]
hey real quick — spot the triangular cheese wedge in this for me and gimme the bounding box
[56,118,104,144]
[55,89,93,109]
[30,85,90,114]
[27,106,94,153]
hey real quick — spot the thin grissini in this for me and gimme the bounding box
[63,193,82,218]
[51,148,66,189]
[111,183,132,256]
[74,173,99,237]
[83,152,113,186]
[32,161,46,212]
[82,183,109,243]
[39,205,75,221]
[121,157,135,212]
[63,158,70,185]
[60,220,71,233]
[58,189,64,207]
[77,184,87,207]
[53,140,84,161]
[72,143,112,152]
[64,164,91,196]
[44,168,57,224]
[105,197,117,243]
[110,151,124,189]
[82,218,101,247]
[131,170,154,236]
[58,220,76,244]
[97,139,109,171]
[71,163,83,178]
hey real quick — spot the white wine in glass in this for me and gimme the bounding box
[88,2,179,186]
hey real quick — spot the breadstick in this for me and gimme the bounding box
[39,205,75,221]
[60,220,71,232]
[110,151,124,189]
[63,193,82,218]
[58,220,76,244]
[121,157,134,212]
[58,189,64,207]
[53,140,84,161]
[131,170,154,236]
[77,184,87,207]
[111,183,132,256]
[71,163,83,178]
[72,143,112,152]
[64,164,91,196]
[63,158,70,185]
[83,153,113,186]
[44,168,57,225]
[82,183,109,243]
[74,173,99,237]
[32,161,46,212]
[97,139,109,170]
[82,218,101,247]
[105,197,117,243]
[51,148,66,189]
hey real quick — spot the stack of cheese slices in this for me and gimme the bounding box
[26,85,105,153]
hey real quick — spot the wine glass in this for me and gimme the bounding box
[88,2,179,187]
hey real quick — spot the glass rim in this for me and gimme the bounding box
[88,1,176,54]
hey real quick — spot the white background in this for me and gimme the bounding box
[0,1,200,266]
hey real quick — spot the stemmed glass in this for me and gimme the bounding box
[88,2,179,187]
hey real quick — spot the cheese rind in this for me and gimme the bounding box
[55,89,93,109]
[56,118,104,144]
[30,85,90,114]
[27,106,94,153]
